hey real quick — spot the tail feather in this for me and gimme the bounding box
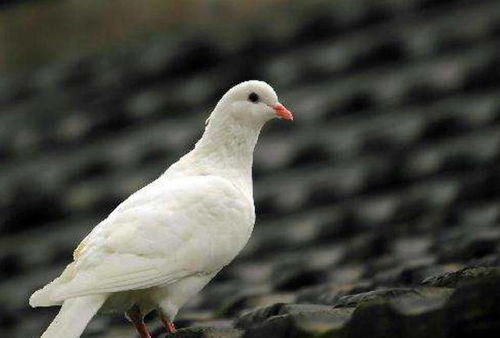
[30,287,62,307]
[40,294,107,338]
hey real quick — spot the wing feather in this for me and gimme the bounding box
[52,266,188,301]
[48,176,250,302]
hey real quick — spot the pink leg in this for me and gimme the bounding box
[159,312,176,333]
[125,306,151,338]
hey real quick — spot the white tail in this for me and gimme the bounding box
[40,294,107,338]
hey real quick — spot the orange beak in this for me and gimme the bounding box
[272,103,294,121]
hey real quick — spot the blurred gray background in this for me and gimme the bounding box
[1,0,500,337]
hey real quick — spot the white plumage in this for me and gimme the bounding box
[30,80,293,338]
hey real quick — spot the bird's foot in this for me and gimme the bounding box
[135,322,152,338]
[159,313,176,333]
[125,305,152,338]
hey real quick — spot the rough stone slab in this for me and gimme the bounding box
[163,327,243,338]
[422,266,500,288]
[242,308,355,338]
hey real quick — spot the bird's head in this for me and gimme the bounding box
[212,80,293,127]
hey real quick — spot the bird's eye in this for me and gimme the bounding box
[248,92,259,103]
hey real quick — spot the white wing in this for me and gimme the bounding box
[49,175,254,302]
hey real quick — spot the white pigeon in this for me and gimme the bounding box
[29,80,293,338]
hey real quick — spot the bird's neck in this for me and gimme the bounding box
[170,115,263,197]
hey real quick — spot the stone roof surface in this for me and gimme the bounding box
[1,0,500,337]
